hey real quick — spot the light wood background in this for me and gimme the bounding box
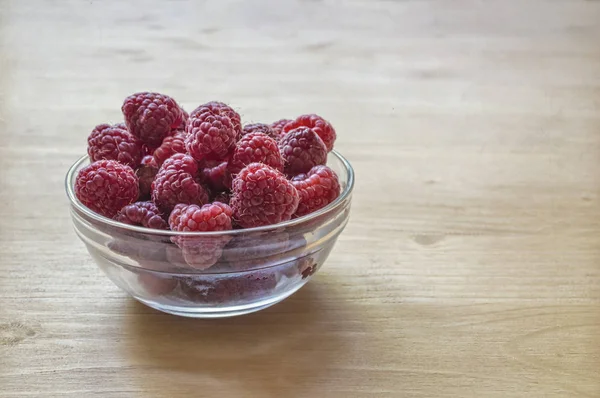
[1,0,600,397]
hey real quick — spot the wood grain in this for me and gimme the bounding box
[1,0,600,396]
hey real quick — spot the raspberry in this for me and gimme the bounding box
[278,127,327,176]
[190,101,242,138]
[75,160,139,218]
[169,203,233,269]
[241,123,278,140]
[200,159,230,192]
[282,114,336,151]
[229,132,283,176]
[114,201,168,229]
[122,92,183,147]
[151,156,208,214]
[270,119,292,139]
[152,130,188,166]
[168,202,233,232]
[185,111,237,162]
[291,165,340,217]
[230,163,299,228]
[160,153,198,175]
[87,124,143,168]
[136,155,158,199]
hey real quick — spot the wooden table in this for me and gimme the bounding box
[1,1,599,396]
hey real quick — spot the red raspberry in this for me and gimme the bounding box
[114,201,168,230]
[278,127,327,176]
[169,203,233,270]
[75,160,139,218]
[152,130,188,167]
[87,124,143,168]
[282,114,336,151]
[229,132,283,176]
[136,155,158,199]
[241,123,278,140]
[114,122,127,130]
[270,119,292,139]
[185,111,237,162]
[190,101,242,138]
[200,159,230,192]
[168,202,233,232]
[230,163,299,228]
[291,165,340,217]
[160,153,198,175]
[122,92,183,147]
[151,155,208,213]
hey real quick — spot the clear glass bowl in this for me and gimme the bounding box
[65,151,354,318]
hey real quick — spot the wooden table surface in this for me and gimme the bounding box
[2,0,600,397]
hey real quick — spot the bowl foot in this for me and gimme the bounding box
[133,281,307,318]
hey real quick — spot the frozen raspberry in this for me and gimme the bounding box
[169,203,233,270]
[229,132,283,176]
[153,130,188,166]
[270,119,292,139]
[122,92,183,147]
[75,160,139,218]
[87,124,143,168]
[114,201,168,229]
[241,123,278,140]
[212,191,230,205]
[282,114,336,151]
[291,165,340,217]
[151,157,208,214]
[230,163,299,228]
[190,101,242,138]
[185,111,237,162]
[278,127,327,176]
[160,153,198,175]
[200,159,230,192]
[136,155,158,199]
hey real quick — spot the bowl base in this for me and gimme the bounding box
[133,281,307,318]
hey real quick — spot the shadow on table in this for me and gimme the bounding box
[125,282,345,397]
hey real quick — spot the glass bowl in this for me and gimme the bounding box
[65,151,354,318]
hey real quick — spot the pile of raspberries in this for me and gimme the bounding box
[75,92,341,237]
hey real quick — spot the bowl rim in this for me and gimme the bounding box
[65,150,355,236]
